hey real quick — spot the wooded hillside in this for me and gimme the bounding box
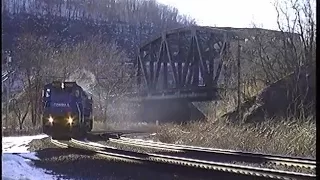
[2,0,195,57]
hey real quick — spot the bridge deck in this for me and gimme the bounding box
[123,87,221,102]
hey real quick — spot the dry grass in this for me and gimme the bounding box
[156,117,316,158]
[93,120,159,132]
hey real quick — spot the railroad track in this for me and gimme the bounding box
[109,137,316,170]
[51,139,69,148]
[50,137,316,180]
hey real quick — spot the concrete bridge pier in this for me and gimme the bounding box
[140,99,206,124]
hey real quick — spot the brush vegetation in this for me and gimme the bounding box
[156,117,316,158]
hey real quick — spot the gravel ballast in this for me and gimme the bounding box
[94,138,316,175]
[28,136,315,180]
[28,137,214,180]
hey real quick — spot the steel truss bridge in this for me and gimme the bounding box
[129,26,241,102]
[127,26,244,122]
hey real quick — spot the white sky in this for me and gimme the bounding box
[157,0,279,30]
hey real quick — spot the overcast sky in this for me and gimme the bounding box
[157,0,279,30]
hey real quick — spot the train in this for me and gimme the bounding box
[42,81,93,140]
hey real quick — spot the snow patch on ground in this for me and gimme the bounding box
[2,153,57,180]
[2,134,48,153]
[2,134,71,180]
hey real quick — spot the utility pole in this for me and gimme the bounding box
[5,52,12,129]
[236,37,242,123]
[236,36,247,123]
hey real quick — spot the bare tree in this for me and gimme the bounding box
[274,0,316,67]
[15,34,54,127]
[72,36,132,121]
[40,35,132,122]
[231,0,315,101]
[2,0,195,27]
[273,0,316,116]
[11,97,30,130]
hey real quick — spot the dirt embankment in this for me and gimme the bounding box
[222,66,315,123]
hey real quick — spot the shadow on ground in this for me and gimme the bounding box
[32,147,273,180]
[33,148,198,180]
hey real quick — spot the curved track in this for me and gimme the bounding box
[50,137,316,180]
[110,137,316,169]
[50,139,69,148]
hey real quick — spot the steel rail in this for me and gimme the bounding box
[50,138,69,148]
[109,138,183,152]
[114,137,316,169]
[67,139,315,180]
[70,138,117,150]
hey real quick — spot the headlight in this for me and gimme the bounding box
[67,116,73,124]
[48,116,54,123]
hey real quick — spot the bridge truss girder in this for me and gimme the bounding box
[136,26,232,94]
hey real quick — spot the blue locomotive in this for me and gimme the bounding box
[42,81,93,139]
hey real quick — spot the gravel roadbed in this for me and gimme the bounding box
[28,137,214,180]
